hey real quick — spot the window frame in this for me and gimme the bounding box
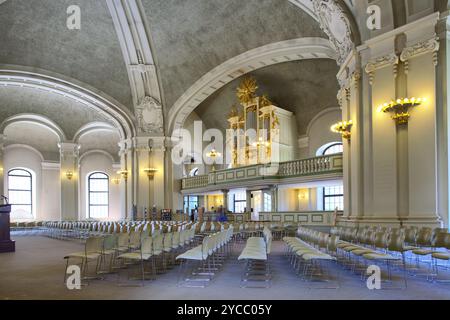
[323,143,343,155]
[322,186,344,211]
[233,194,246,213]
[8,168,33,216]
[88,172,109,219]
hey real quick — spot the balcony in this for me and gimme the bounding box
[181,153,343,192]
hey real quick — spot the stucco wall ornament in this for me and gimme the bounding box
[312,0,354,65]
[135,96,164,134]
[365,53,399,85]
[400,37,440,72]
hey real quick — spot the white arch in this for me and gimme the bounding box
[306,107,342,137]
[79,149,117,165]
[0,66,136,139]
[1,113,66,142]
[4,144,45,162]
[168,37,337,134]
[73,122,119,143]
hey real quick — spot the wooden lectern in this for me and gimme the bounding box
[0,204,15,253]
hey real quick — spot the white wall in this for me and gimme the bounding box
[3,146,57,221]
[79,152,120,221]
[306,108,343,157]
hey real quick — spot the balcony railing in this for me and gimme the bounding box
[181,153,343,191]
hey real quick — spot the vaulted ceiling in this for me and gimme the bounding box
[0,0,440,153]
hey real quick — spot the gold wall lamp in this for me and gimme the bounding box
[65,171,74,180]
[143,168,158,179]
[206,148,221,172]
[117,170,128,181]
[112,177,120,185]
[377,97,425,125]
[331,120,353,140]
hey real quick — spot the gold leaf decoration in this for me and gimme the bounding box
[260,95,272,107]
[237,77,258,104]
[228,104,238,119]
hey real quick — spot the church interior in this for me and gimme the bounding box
[1,0,450,301]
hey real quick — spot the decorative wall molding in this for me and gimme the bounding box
[311,0,355,65]
[135,96,164,134]
[364,53,399,85]
[400,37,440,71]
[168,37,337,134]
[107,0,164,136]
[58,143,80,158]
[0,68,135,139]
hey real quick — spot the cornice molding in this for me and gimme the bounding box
[168,37,337,134]
[400,37,440,68]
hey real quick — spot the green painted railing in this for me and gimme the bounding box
[181,153,343,190]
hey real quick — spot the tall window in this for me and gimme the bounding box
[323,186,344,211]
[263,193,272,212]
[88,172,109,219]
[233,193,246,213]
[8,169,33,219]
[323,143,343,155]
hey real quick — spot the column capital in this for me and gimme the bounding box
[58,142,80,157]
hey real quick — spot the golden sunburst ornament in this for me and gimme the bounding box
[237,77,258,104]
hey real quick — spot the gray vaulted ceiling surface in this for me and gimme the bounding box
[194,59,340,136]
[0,86,114,139]
[0,0,133,110]
[142,0,326,111]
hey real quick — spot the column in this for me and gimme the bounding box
[134,137,152,220]
[246,190,252,214]
[222,189,229,212]
[270,185,278,212]
[0,135,5,198]
[118,140,134,220]
[58,143,80,221]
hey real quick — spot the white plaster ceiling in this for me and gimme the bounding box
[78,129,121,162]
[0,86,115,140]
[4,122,60,160]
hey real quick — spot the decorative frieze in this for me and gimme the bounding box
[400,37,440,73]
[364,53,399,85]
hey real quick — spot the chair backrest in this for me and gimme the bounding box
[104,235,117,251]
[374,232,389,249]
[164,232,173,248]
[405,227,418,244]
[130,231,141,248]
[387,233,406,253]
[86,237,103,254]
[152,234,164,252]
[416,227,433,246]
[141,237,153,255]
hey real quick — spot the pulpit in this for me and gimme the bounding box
[0,204,15,253]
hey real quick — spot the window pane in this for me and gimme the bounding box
[88,172,109,218]
[8,176,32,190]
[324,144,343,155]
[9,191,32,205]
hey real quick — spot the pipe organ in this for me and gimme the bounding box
[227,77,296,168]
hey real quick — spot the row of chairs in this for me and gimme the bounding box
[44,220,191,240]
[283,228,339,288]
[64,224,198,286]
[332,225,450,285]
[237,227,273,288]
[176,227,234,288]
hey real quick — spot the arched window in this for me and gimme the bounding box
[317,143,344,211]
[8,169,33,220]
[88,172,109,219]
[189,167,199,177]
[323,143,343,155]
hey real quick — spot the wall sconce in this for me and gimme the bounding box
[143,168,158,179]
[112,177,120,185]
[331,120,353,140]
[65,171,74,180]
[117,170,128,181]
[206,148,221,172]
[377,97,425,125]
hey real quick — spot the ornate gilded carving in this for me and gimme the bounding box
[237,77,258,104]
